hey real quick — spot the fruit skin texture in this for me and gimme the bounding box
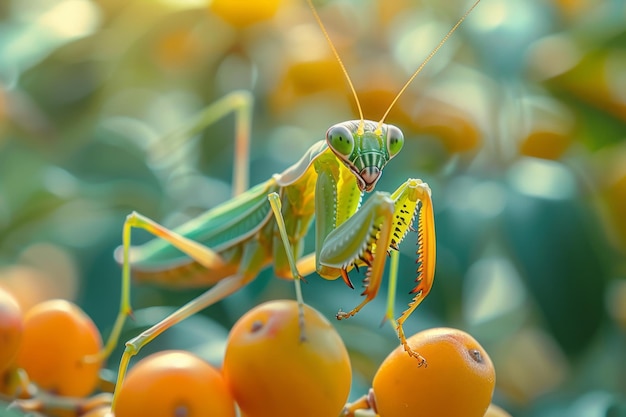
[15,299,102,397]
[223,300,352,417]
[372,327,496,417]
[0,287,23,373]
[114,350,236,417]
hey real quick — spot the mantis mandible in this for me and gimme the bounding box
[100,0,482,405]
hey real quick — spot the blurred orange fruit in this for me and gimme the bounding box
[519,130,571,160]
[210,0,282,27]
[270,58,346,112]
[114,350,236,417]
[412,98,481,153]
[15,299,102,397]
[222,300,351,417]
[154,29,202,70]
[372,327,495,417]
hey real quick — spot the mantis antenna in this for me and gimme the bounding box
[305,0,365,135]
[306,0,481,134]
[378,0,482,130]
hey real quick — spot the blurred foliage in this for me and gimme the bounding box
[1,0,625,415]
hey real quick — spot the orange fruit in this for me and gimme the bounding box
[15,299,102,397]
[372,327,495,417]
[0,287,23,373]
[210,0,282,27]
[114,350,236,417]
[270,58,346,112]
[222,300,352,417]
[412,99,481,153]
[519,130,571,160]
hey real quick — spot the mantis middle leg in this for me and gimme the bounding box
[149,90,253,197]
[108,211,269,408]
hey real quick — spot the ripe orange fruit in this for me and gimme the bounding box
[372,327,495,417]
[519,130,571,160]
[114,350,236,417]
[222,300,352,417]
[210,0,282,27]
[0,287,23,373]
[15,299,102,397]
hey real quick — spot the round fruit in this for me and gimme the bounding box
[15,299,102,397]
[114,350,236,417]
[372,327,495,417]
[0,287,23,373]
[222,300,352,417]
[210,0,282,27]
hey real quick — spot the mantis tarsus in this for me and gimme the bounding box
[100,0,482,405]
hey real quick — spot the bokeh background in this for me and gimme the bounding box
[1,0,625,415]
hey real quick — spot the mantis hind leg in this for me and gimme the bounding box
[108,213,267,408]
[91,212,228,363]
[149,90,253,197]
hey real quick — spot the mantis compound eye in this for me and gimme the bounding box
[326,124,355,158]
[386,125,404,159]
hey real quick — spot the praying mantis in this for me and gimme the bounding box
[100,0,482,405]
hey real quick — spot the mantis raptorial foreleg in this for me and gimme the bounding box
[320,178,435,365]
[323,192,396,318]
[394,181,436,362]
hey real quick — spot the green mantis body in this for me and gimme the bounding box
[101,0,482,407]
[130,119,435,318]
[111,116,435,364]
[104,114,436,405]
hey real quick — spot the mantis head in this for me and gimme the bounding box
[326,120,404,192]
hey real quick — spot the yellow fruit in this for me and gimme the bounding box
[210,0,282,27]
[372,327,495,417]
[412,99,481,152]
[114,350,236,417]
[519,130,571,160]
[15,299,102,397]
[222,300,351,417]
